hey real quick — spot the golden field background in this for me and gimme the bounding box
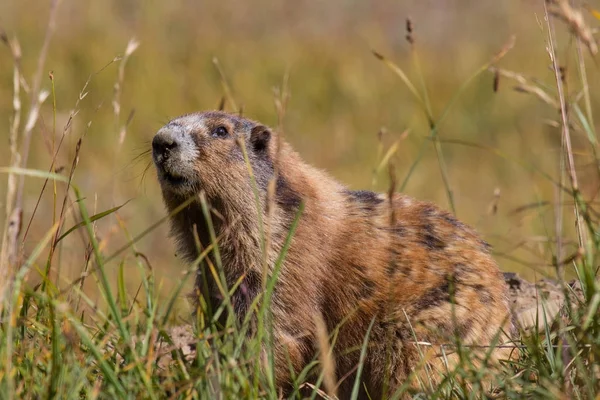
[1,0,597,315]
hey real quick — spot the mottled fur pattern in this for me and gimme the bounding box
[152,111,513,398]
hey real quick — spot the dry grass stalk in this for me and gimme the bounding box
[15,0,61,209]
[313,313,338,398]
[298,383,337,400]
[547,0,598,55]
[0,33,23,311]
[489,67,559,109]
[263,73,290,288]
[46,138,83,273]
[113,38,140,147]
[544,1,585,241]
[111,38,139,202]
[545,3,587,396]
[0,0,61,311]
[490,34,517,65]
[213,57,239,113]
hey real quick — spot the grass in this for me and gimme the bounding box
[1,0,600,398]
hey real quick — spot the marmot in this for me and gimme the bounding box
[152,111,513,398]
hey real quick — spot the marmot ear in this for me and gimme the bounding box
[250,125,271,153]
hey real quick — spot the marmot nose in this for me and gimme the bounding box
[152,131,179,160]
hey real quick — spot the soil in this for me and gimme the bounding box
[503,272,584,332]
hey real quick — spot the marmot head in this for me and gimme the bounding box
[152,111,274,201]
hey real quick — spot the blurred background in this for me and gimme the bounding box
[1,0,597,316]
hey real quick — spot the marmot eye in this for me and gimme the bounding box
[212,126,229,138]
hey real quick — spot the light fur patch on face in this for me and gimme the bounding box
[153,117,204,194]
[171,113,208,134]
[157,125,199,174]
[171,136,199,174]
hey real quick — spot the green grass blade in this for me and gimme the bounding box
[0,167,68,182]
[72,185,157,400]
[372,51,427,111]
[4,220,60,400]
[47,300,62,399]
[117,260,128,316]
[350,317,376,400]
[55,201,130,244]
[61,305,127,397]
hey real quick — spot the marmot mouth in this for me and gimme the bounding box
[160,169,189,186]
[164,173,187,185]
[163,172,188,186]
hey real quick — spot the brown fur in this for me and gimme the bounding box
[152,111,514,398]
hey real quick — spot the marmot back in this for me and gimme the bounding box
[152,111,513,398]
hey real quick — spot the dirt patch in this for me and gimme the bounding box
[503,272,585,332]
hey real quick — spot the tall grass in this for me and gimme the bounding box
[1,0,600,398]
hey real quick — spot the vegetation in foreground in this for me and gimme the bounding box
[1,1,600,398]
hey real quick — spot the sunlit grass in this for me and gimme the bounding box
[1,0,600,398]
